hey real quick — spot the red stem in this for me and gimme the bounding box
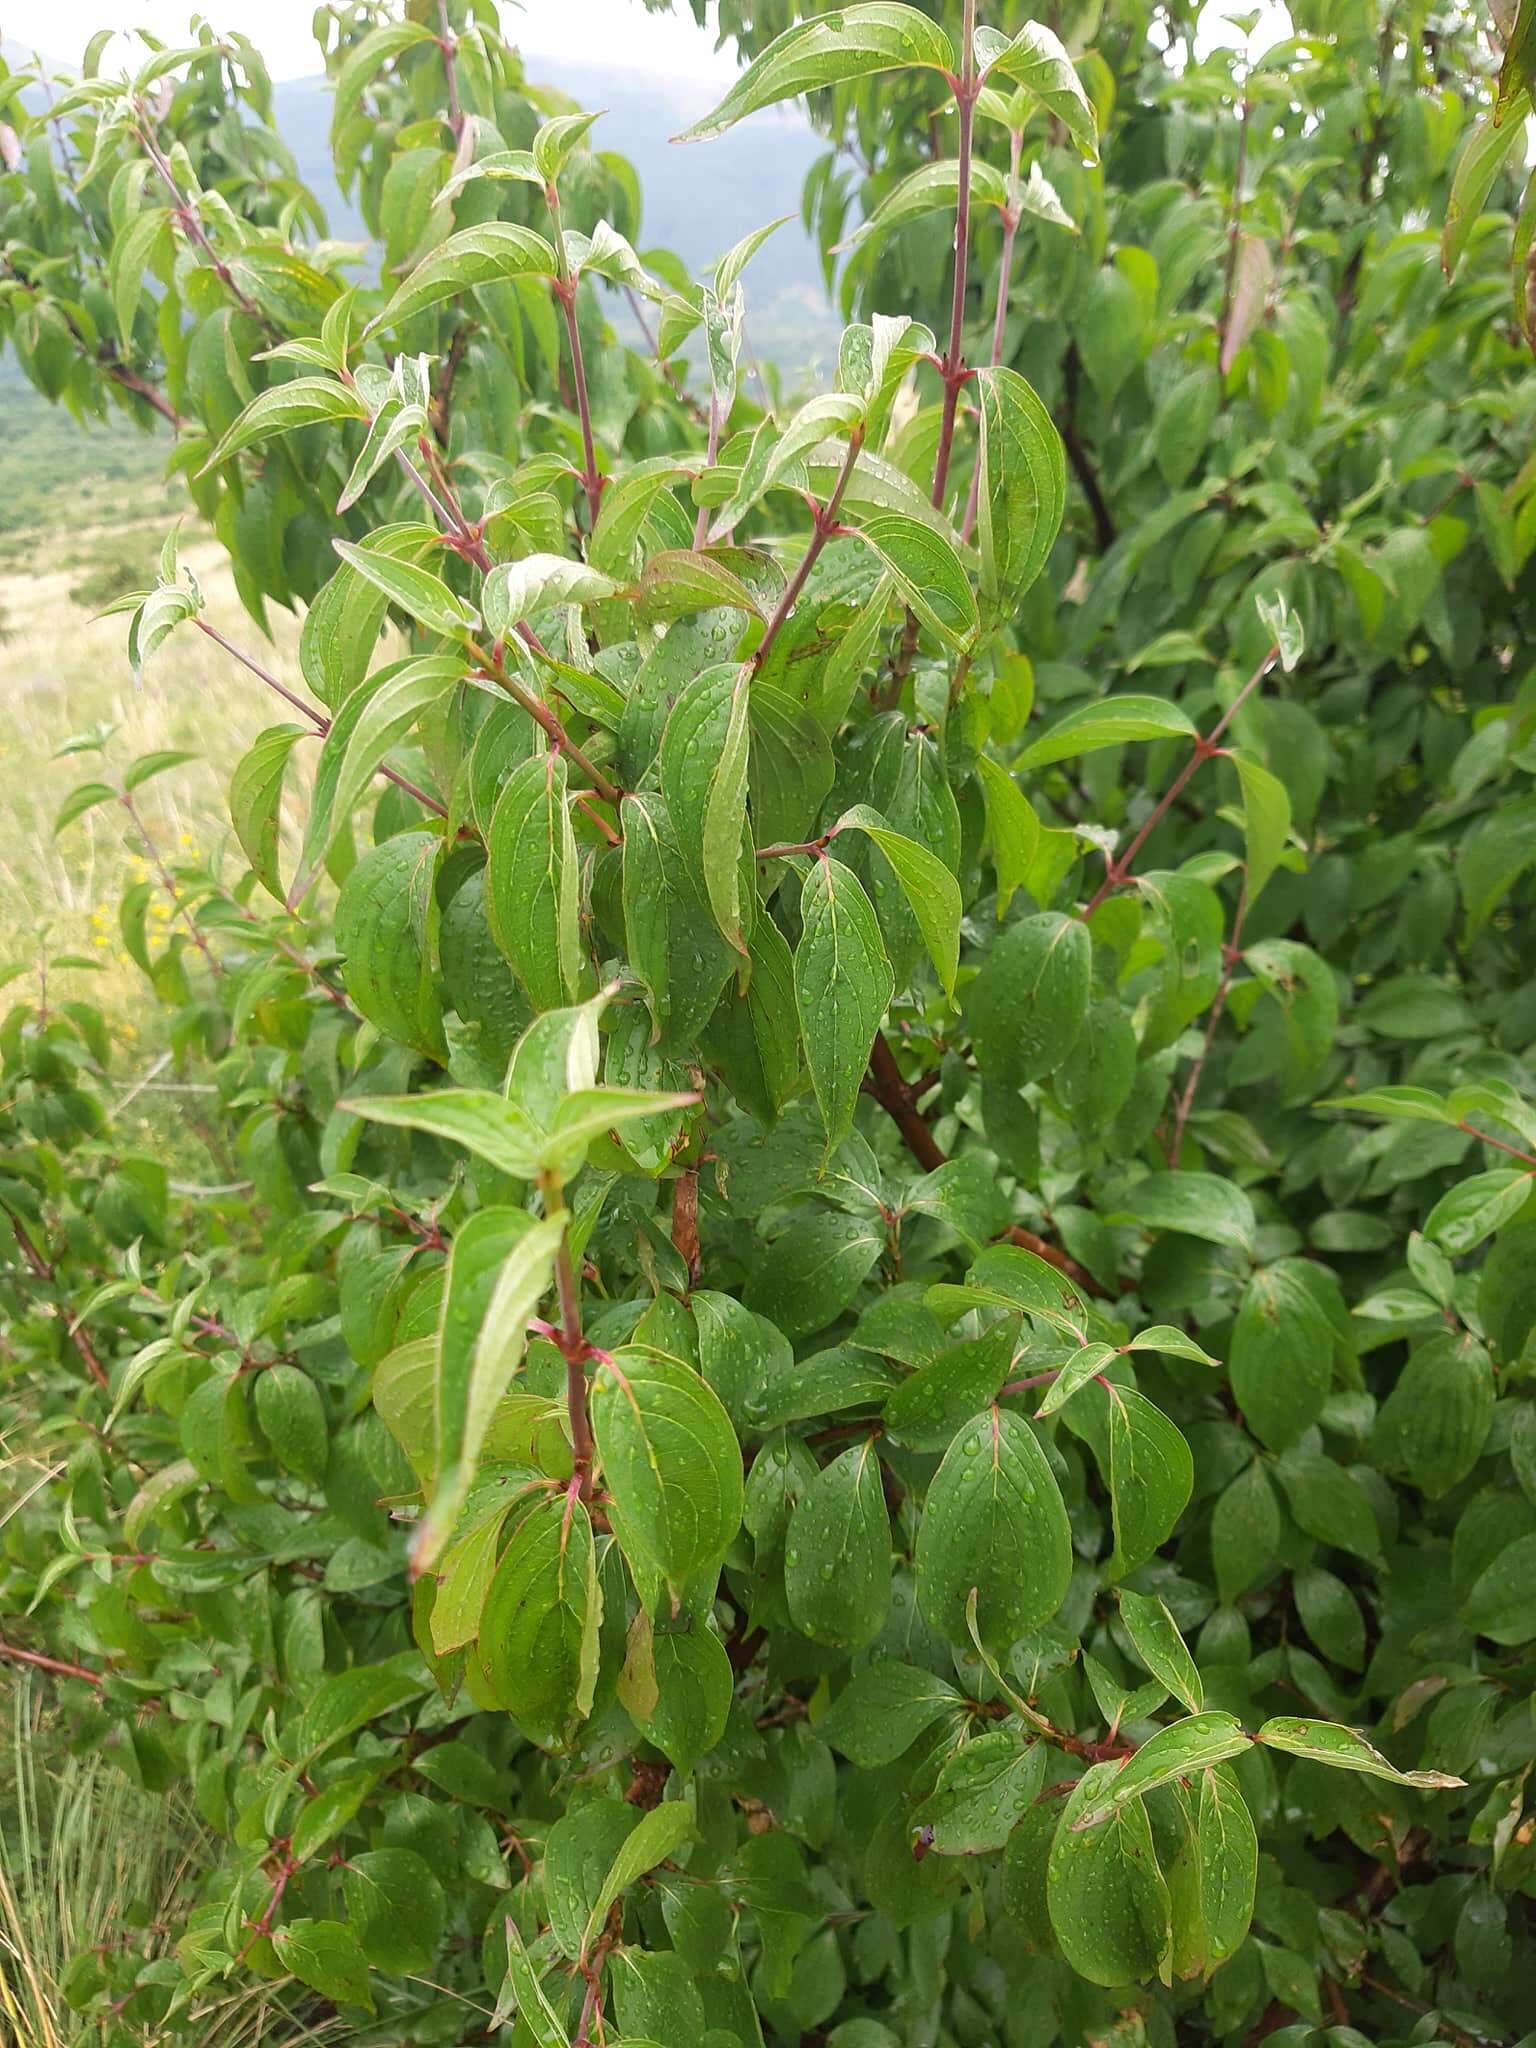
[751,429,864,673]
[191,618,449,817]
[0,1638,104,1686]
[9,1215,110,1389]
[961,128,1023,545]
[1082,645,1278,917]
[1166,884,1247,1164]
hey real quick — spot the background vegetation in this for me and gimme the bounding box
[3,2,1536,2046]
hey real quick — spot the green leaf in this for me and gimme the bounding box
[745,1211,884,1342]
[964,912,1091,1092]
[818,1660,965,1768]
[974,21,1099,162]
[1123,1326,1220,1367]
[291,655,461,904]
[794,856,893,1154]
[674,4,954,142]
[1119,1589,1203,1714]
[1274,1450,1381,1562]
[853,510,978,650]
[497,1912,571,2048]
[1318,1085,1456,1125]
[230,724,305,900]
[368,222,560,331]
[343,1088,542,1179]
[1106,1384,1193,1577]
[1458,797,1536,936]
[487,751,583,1010]
[1075,1714,1251,1828]
[619,1626,732,1775]
[1442,91,1531,278]
[201,376,367,470]
[343,1848,445,1975]
[785,1438,891,1650]
[1253,1717,1464,1790]
[1047,1764,1170,1987]
[838,157,1010,256]
[292,1663,430,1762]
[417,1210,564,1569]
[1372,1331,1494,1498]
[974,756,1040,917]
[1193,1765,1258,1968]
[1231,751,1292,902]
[590,1347,744,1593]
[254,1364,328,1486]
[1107,1171,1255,1252]
[482,555,625,639]
[534,108,604,182]
[334,832,446,1060]
[331,540,477,637]
[659,661,752,954]
[835,805,960,998]
[583,1802,697,1960]
[1230,1261,1335,1450]
[975,366,1067,617]
[1035,1342,1119,1418]
[913,1727,1047,1855]
[272,1919,374,2010]
[1211,1460,1281,1605]
[330,18,436,134]
[883,1326,1016,1451]
[478,1492,600,1750]
[1424,1168,1535,1255]
[915,1407,1072,1649]
[1021,695,1196,769]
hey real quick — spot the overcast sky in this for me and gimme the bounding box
[6,0,738,80]
[7,0,1286,84]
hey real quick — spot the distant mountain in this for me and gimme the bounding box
[271,58,842,367]
[0,34,840,369]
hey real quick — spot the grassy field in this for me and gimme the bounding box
[0,371,301,1042]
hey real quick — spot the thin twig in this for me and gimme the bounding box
[191,617,449,817]
[1167,883,1248,1163]
[1081,644,1278,917]
[121,788,222,975]
[961,127,1024,545]
[9,1216,110,1390]
[750,429,865,674]
[0,1638,103,1686]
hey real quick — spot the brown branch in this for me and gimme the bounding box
[865,1037,1108,1295]
[540,1172,594,1498]
[435,1,464,140]
[867,1031,946,1171]
[1002,1225,1109,1302]
[0,1638,104,1686]
[429,317,473,445]
[1062,342,1116,552]
[881,7,978,701]
[9,1215,110,1389]
[105,359,185,427]
[669,1167,701,1289]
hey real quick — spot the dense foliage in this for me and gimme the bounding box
[4,1,1536,2043]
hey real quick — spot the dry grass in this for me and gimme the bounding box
[0,523,303,1028]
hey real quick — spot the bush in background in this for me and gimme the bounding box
[3,3,1536,2043]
